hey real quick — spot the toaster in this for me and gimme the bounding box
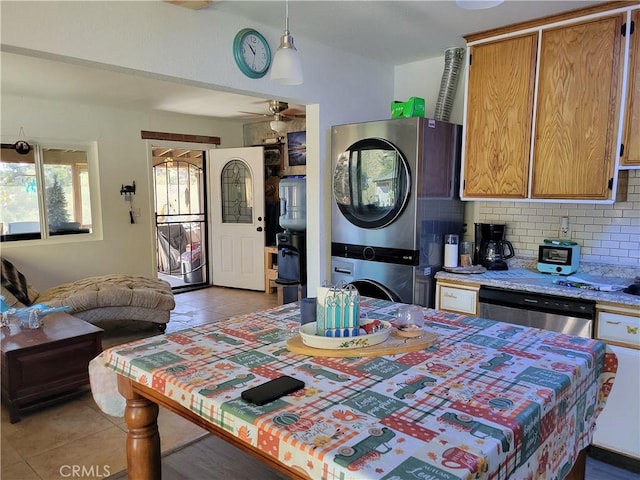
[537,240,580,275]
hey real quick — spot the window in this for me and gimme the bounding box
[0,142,95,242]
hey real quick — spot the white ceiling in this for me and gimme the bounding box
[213,0,603,65]
[1,0,604,119]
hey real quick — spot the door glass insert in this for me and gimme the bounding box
[221,159,253,224]
[333,138,409,229]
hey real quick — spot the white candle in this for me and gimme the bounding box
[444,234,459,268]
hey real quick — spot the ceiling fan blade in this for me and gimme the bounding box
[282,109,306,118]
[238,110,270,117]
[238,100,305,121]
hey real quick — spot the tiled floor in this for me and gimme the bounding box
[0,286,278,480]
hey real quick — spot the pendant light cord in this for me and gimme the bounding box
[284,0,290,35]
[271,0,303,85]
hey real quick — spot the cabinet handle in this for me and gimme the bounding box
[605,321,621,325]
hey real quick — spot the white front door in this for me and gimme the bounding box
[210,147,265,290]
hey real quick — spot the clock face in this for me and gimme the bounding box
[233,29,271,79]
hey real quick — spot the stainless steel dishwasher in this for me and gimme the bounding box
[478,286,596,338]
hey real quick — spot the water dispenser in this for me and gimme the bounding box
[276,177,307,303]
[279,177,306,232]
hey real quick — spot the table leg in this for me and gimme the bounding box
[117,376,161,480]
[566,448,587,480]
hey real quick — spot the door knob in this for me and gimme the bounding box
[258,216,263,221]
[256,227,263,232]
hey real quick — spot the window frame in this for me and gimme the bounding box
[0,139,102,244]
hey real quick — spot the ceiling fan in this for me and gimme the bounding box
[240,100,305,131]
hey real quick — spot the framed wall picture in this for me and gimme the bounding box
[285,131,306,175]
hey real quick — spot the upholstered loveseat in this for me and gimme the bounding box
[1,258,174,331]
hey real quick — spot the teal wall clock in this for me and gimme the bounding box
[233,28,271,79]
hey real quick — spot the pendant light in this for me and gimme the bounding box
[270,115,288,133]
[270,0,303,85]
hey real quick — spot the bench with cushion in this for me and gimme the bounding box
[1,258,174,331]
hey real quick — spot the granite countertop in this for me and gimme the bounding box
[435,257,640,308]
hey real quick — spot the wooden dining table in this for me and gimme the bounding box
[94,297,618,480]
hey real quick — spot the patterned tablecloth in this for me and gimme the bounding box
[94,298,617,480]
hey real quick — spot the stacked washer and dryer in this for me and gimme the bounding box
[330,117,465,307]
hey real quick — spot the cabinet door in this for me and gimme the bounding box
[621,10,640,167]
[435,282,478,315]
[591,344,640,459]
[533,15,625,199]
[597,310,640,348]
[463,34,537,198]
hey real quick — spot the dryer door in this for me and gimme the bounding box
[331,257,414,304]
[333,138,410,229]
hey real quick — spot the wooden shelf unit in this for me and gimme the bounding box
[264,246,278,294]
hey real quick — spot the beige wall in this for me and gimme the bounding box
[1,1,395,292]
[394,55,466,126]
[1,93,245,290]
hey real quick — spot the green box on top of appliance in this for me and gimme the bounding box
[391,97,425,118]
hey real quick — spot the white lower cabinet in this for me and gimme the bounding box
[435,281,479,315]
[592,305,640,460]
[591,344,640,459]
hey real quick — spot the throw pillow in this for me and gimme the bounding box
[1,258,35,306]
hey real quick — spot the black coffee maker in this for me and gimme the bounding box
[475,223,514,270]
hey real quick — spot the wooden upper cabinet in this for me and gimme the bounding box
[621,9,640,167]
[462,2,637,201]
[463,34,537,198]
[532,14,626,199]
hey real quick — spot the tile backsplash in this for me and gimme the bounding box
[477,170,640,267]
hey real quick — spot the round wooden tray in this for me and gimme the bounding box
[286,330,438,358]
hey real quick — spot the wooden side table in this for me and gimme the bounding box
[270,280,305,305]
[1,312,103,423]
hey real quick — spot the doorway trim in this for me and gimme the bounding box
[145,139,218,291]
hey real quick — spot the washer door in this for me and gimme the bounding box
[333,138,410,229]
